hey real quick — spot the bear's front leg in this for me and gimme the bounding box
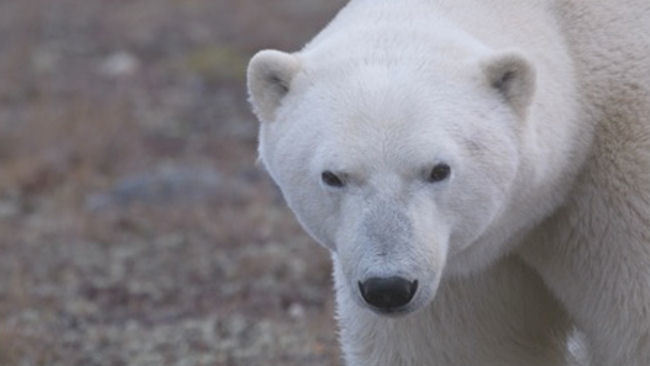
[521,165,650,366]
[333,254,576,366]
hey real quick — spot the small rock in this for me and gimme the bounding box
[288,303,305,320]
[100,51,140,77]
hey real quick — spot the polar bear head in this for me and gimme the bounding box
[247,47,537,315]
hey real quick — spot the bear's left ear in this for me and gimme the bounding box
[247,50,301,122]
[481,51,536,117]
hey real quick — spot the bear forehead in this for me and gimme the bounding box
[295,65,497,146]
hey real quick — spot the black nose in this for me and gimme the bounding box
[359,277,418,310]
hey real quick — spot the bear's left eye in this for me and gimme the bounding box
[322,171,345,188]
[427,163,451,183]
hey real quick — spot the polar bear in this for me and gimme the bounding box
[247,0,650,365]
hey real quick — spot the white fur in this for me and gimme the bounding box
[517,1,650,365]
[247,0,650,365]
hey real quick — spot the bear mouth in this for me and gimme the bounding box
[359,297,422,317]
[364,303,418,317]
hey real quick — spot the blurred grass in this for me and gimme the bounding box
[186,45,249,83]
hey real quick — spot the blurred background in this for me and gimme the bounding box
[0,0,346,365]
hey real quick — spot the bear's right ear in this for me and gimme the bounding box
[481,51,536,118]
[247,50,301,122]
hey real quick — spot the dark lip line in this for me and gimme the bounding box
[365,304,415,317]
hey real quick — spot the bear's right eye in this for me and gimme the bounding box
[322,171,345,188]
[427,163,451,183]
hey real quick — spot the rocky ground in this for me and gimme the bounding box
[0,1,346,365]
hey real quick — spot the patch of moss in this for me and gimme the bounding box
[186,45,248,82]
